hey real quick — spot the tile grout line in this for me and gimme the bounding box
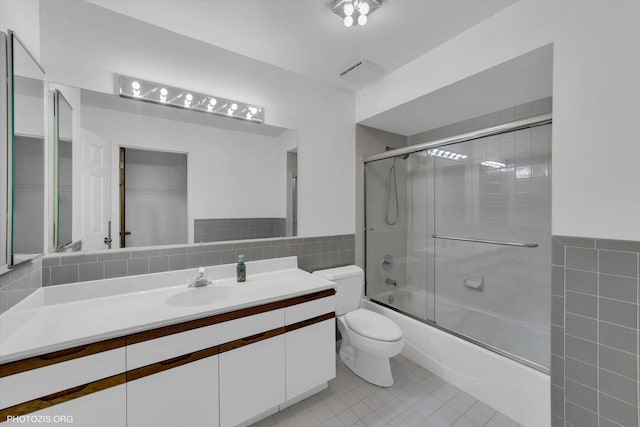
[596,245,600,426]
[564,242,567,427]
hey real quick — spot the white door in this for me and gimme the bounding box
[80,130,111,251]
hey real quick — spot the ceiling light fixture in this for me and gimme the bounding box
[118,75,264,123]
[481,160,506,169]
[426,148,468,161]
[331,0,381,27]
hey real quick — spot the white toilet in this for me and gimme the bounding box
[314,265,403,387]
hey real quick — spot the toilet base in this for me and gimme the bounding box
[336,315,403,388]
[339,343,395,387]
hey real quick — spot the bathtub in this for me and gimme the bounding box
[364,287,550,427]
[371,286,550,369]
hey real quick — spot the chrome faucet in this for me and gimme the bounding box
[385,278,397,287]
[190,267,212,288]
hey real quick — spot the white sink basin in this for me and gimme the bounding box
[165,285,239,307]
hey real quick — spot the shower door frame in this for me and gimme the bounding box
[363,113,552,374]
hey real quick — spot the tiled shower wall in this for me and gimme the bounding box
[42,234,355,287]
[551,236,640,427]
[194,218,286,242]
[0,258,42,314]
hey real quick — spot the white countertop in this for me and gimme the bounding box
[0,257,335,364]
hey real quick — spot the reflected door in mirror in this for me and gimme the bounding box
[9,31,46,263]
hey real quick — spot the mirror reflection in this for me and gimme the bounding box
[10,33,46,265]
[49,84,298,252]
[54,90,73,248]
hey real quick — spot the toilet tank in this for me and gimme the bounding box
[313,265,364,316]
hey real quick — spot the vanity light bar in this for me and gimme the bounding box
[118,76,264,124]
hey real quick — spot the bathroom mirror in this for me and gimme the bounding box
[53,90,73,249]
[7,31,46,266]
[48,83,298,252]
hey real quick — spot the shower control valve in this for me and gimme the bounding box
[382,254,393,271]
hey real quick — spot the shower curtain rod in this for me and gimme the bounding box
[362,113,552,163]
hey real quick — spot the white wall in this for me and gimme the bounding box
[0,0,40,61]
[356,1,640,241]
[40,0,356,238]
[82,104,287,245]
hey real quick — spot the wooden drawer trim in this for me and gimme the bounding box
[219,326,285,354]
[0,289,335,379]
[126,288,335,345]
[283,289,335,308]
[0,373,126,420]
[0,310,336,418]
[285,312,335,333]
[0,337,125,379]
[127,346,220,383]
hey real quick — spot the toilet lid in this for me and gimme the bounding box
[345,309,403,342]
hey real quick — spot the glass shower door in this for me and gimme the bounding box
[432,124,552,369]
[364,153,435,322]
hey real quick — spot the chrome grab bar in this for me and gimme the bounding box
[432,234,538,248]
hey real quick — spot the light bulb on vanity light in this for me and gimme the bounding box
[131,81,141,97]
[184,93,193,107]
[358,14,367,26]
[207,98,217,112]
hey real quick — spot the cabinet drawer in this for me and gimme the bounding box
[126,308,284,369]
[9,383,127,427]
[0,348,125,409]
[285,296,335,325]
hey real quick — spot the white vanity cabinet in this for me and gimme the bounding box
[0,340,126,426]
[127,355,219,427]
[0,285,336,427]
[285,296,336,400]
[285,319,336,400]
[219,335,286,427]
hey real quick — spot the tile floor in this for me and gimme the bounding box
[252,354,524,427]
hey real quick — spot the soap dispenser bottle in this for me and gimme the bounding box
[237,254,246,282]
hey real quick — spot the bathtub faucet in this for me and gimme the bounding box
[385,278,397,287]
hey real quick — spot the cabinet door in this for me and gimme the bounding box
[219,335,285,427]
[286,319,336,400]
[127,355,219,427]
[22,384,126,427]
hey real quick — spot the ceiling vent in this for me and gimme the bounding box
[339,59,381,84]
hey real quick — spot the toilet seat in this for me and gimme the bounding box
[345,309,402,342]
